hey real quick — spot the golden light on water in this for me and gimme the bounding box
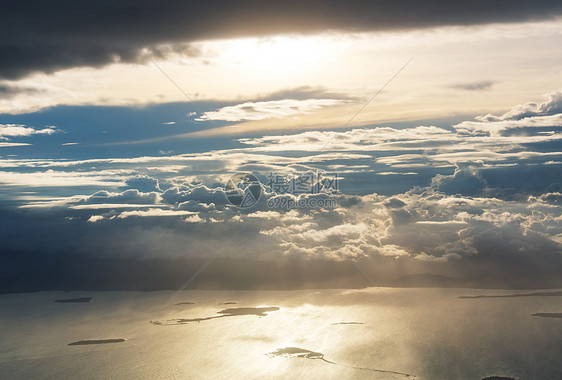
[2,288,559,378]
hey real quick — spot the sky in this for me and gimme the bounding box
[1,1,562,292]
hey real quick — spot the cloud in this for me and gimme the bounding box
[384,198,407,208]
[238,126,456,150]
[0,124,57,139]
[453,89,562,136]
[414,252,461,262]
[474,90,562,122]
[0,142,31,147]
[1,90,562,291]
[116,208,195,218]
[1,1,561,79]
[379,192,562,264]
[431,168,487,196]
[446,114,562,137]
[162,186,229,207]
[0,83,47,99]
[257,85,356,102]
[69,204,157,210]
[87,215,104,223]
[1,98,560,201]
[76,189,160,205]
[0,171,124,188]
[184,214,205,223]
[377,172,418,176]
[2,165,562,290]
[196,98,345,122]
[123,176,161,193]
[449,80,495,91]
[529,192,562,205]
[0,82,75,113]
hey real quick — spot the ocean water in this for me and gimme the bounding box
[0,288,561,379]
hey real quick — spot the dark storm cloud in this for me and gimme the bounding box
[2,0,562,79]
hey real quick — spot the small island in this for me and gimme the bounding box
[153,306,280,325]
[68,339,125,346]
[268,347,414,377]
[531,312,562,319]
[460,291,562,299]
[54,297,92,303]
[331,321,365,325]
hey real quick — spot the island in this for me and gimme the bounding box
[54,297,92,303]
[531,312,562,319]
[153,306,280,325]
[68,339,125,346]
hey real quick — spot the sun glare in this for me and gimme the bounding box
[221,36,325,75]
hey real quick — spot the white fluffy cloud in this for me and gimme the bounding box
[454,114,562,136]
[478,90,562,121]
[455,90,562,136]
[196,98,346,122]
[0,124,57,138]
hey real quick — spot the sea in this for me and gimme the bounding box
[1,287,561,379]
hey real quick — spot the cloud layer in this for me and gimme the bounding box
[1,91,561,291]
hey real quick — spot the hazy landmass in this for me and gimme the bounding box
[481,377,517,380]
[222,302,237,305]
[531,313,562,319]
[268,347,414,377]
[392,274,463,288]
[4,256,561,294]
[174,301,194,305]
[68,339,125,346]
[54,297,92,303]
[459,291,562,299]
[152,306,279,325]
